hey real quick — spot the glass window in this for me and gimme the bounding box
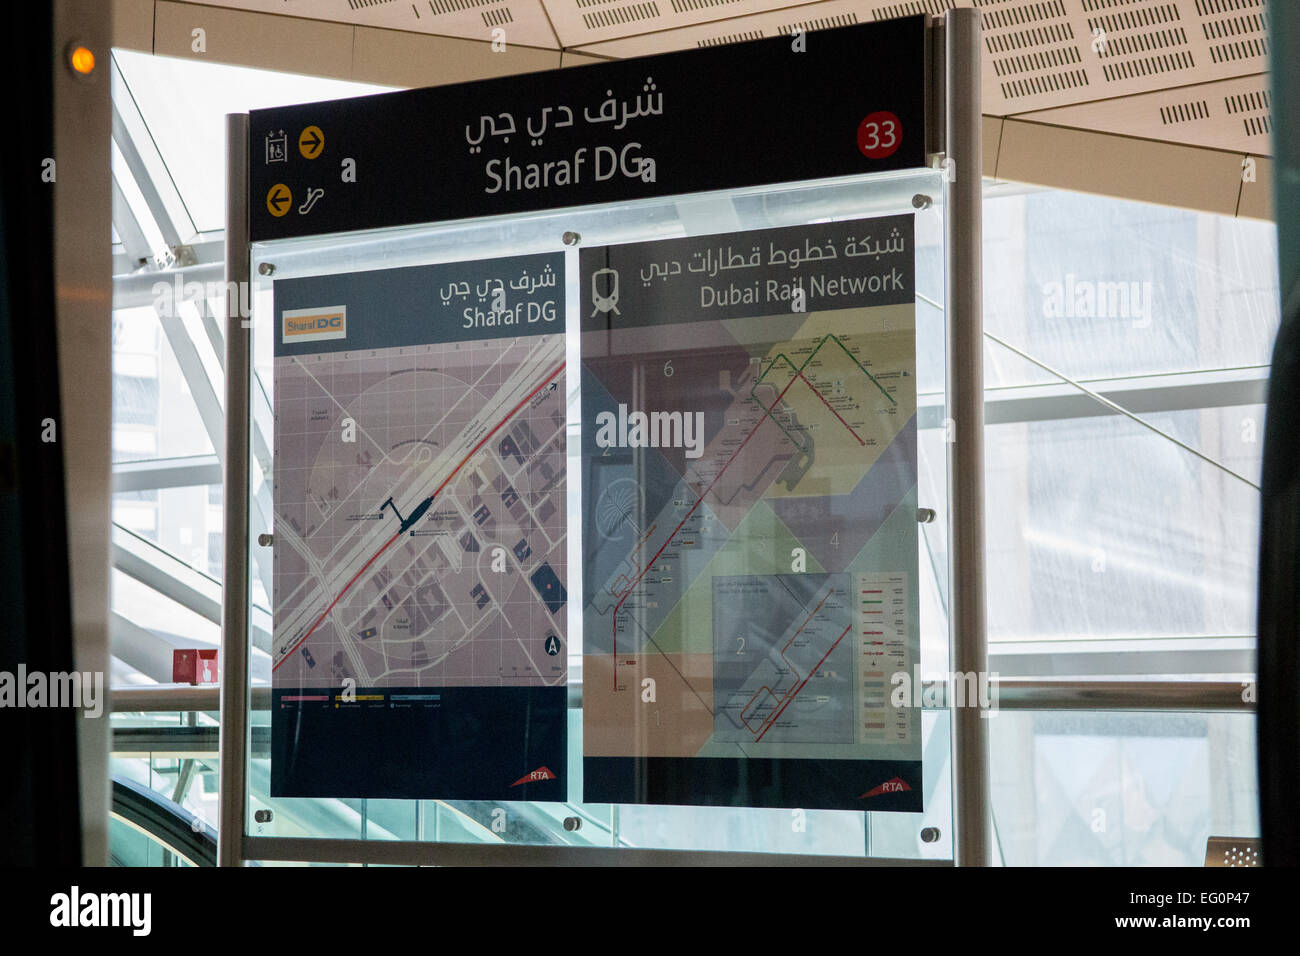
[990,711,1259,866]
[113,50,396,233]
[977,190,1274,681]
[983,190,1278,387]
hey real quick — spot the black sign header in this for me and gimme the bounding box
[249,17,930,241]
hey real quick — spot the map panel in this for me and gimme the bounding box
[580,216,923,811]
[712,573,855,746]
[270,252,568,801]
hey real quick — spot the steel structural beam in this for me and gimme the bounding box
[111,100,184,254]
[241,836,950,867]
[112,679,1253,717]
[111,523,272,652]
[109,53,195,246]
[112,454,223,492]
[917,367,1270,429]
[113,725,269,758]
[154,304,275,601]
[112,523,218,625]
[113,682,270,713]
[111,174,154,267]
[109,612,189,684]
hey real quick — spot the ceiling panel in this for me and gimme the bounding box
[178,0,1274,153]
[194,0,563,48]
[1019,72,1270,153]
[543,0,829,47]
[974,0,1267,114]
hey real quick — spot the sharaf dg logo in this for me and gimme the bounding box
[282,305,347,344]
[50,886,151,936]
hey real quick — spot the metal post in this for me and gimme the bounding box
[945,8,991,867]
[52,0,114,867]
[218,113,252,867]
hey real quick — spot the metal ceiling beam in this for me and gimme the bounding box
[111,682,270,712]
[109,611,198,684]
[917,365,1271,429]
[154,301,275,599]
[111,101,185,253]
[195,292,227,373]
[111,523,272,652]
[113,261,223,309]
[111,174,153,268]
[112,454,223,493]
[109,53,195,246]
[112,524,222,625]
[986,646,1256,680]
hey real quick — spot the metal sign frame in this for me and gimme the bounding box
[218,8,987,867]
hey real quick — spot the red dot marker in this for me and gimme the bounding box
[857,111,902,160]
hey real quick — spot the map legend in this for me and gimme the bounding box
[856,571,911,746]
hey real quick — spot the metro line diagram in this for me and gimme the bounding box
[600,331,902,687]
[581,294,919,767]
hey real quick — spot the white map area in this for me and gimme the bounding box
[271,334,567,689]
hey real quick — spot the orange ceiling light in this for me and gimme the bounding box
[69,45,95,75]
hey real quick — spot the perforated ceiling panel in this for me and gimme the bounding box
[187,0,1272,153]
[974,0,1268,110]
[559,0,1270,152]
[193,0,561,48]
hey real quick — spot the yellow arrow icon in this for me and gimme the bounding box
[266,183,292,217]
[298,125,324,159]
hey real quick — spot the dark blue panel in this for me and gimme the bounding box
[272,686,567,801]
[584,756,922,812]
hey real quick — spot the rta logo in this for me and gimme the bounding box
[509,766,557,787]
[859,776,912,799]
[857,111,902,160]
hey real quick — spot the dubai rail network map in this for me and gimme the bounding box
[580,215,922,810]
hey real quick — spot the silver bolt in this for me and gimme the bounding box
[257,533,273,547]
[563,816,582,831]
[920,826,941,843]
[258,262,275,276]
[562,231,581,246]
[912,194,932,210]
[917,508,936,524]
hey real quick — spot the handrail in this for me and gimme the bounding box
[109,678,1254,714]
[111,775,217,867]
[112,683,270,712]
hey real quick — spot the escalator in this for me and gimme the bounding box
[110,775,217,867]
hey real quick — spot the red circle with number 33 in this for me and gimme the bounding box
[857,111,902,159]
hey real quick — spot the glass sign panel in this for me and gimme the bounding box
[579,215,922,809]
